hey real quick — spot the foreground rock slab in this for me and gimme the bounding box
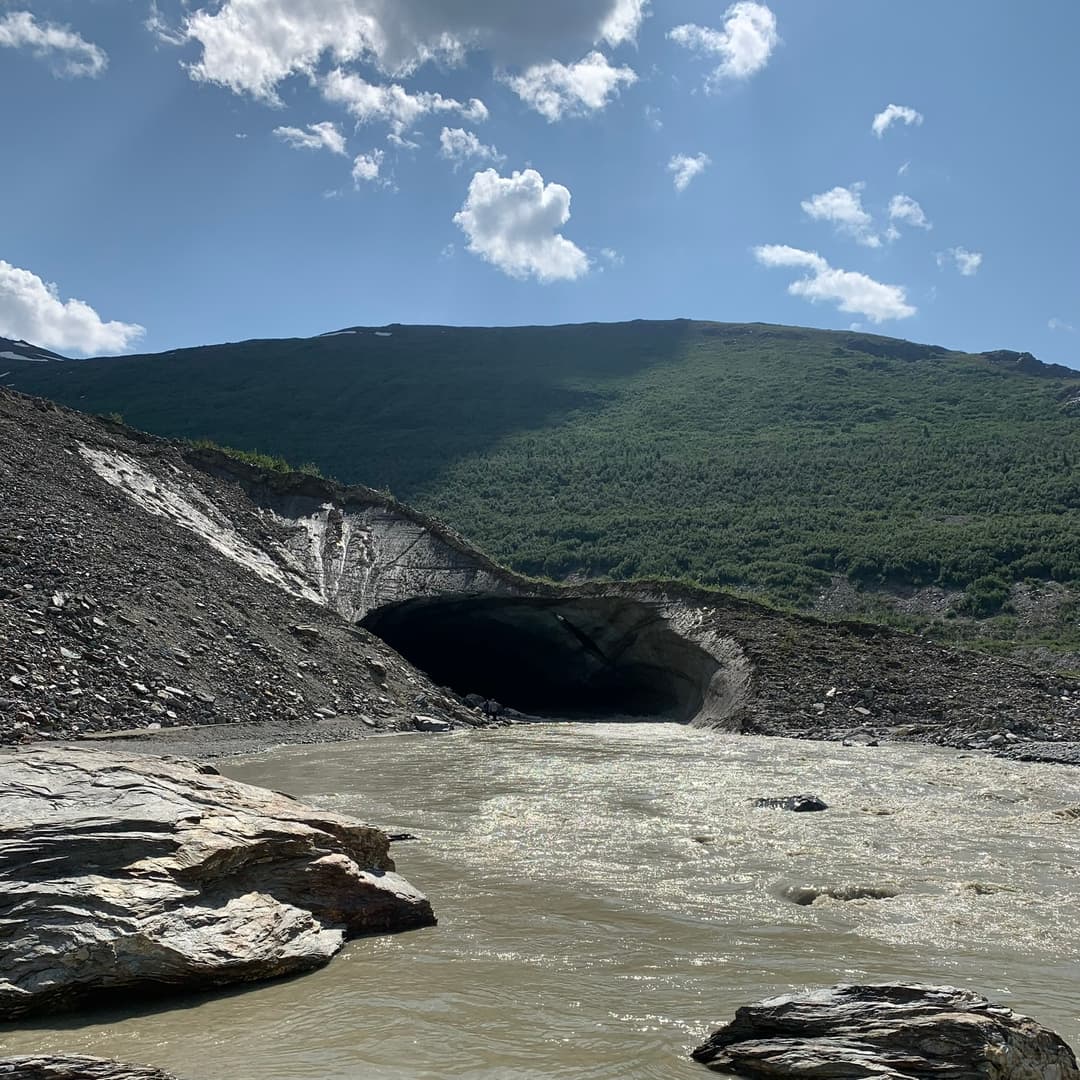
[691,984,1080,1079]
[0,1057,182,1079]
[0,746,435,1020]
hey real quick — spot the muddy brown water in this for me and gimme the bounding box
[5,724,1080,1078]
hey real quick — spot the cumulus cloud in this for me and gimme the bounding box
[872,103,923,138]
[352,149,385,185]
[322,68,486,135]
[888,193,931,231]
[273,121,347,155]
[668,152,711,192]
[439,127,504,168]
[801,184,880,248]
[937,246,983,276]
[0,10,107,78]
[183,0,646,101]
[504,51,637,121]
[754,244,916,323]
[453,168,589,283]
[668,2,778,87]
[0,260,144,355]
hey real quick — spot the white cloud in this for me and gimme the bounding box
[888,193,931,231]
[754,244,916,323]
[0,10,107,78]
[322,68,486,135]
[668,152,711,192]
[668,2,778,87]
[453,168,589,283]
[0,260,144,355]
[387,132,421,150]
[937,246,983,276]
[182,0,646,101]
[352,149,385,185]
[146,2,186,47]
[898,160,911,176]
[801,184,880,248]
[504,52,637,122]
[644,104,663,130]
[872,103,924,138]
[273,121,347,155]
[599,247,624,266]
[1049,317,1075,333]
[439,127,504,168]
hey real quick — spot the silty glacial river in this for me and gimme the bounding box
[6,723,1080,1078]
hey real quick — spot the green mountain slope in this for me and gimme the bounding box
[9,320,1080,615]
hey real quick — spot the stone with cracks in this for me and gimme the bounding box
[0,746,435,1020]
[690,983,1080,1079]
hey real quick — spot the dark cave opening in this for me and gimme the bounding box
[360,595,719,721]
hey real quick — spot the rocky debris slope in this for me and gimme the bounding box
[691,983,1080,1079]
[675,580,1080,753]
[0,1058,181,1080]
[0,390,483,744]
[3,387,1080,756]
[0,746,435,1020]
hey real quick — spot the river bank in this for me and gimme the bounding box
[70,711,1080,767]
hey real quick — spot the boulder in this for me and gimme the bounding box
[0,746,435,1020]
[691,983,1080,1079]
[0,1057,182,1079]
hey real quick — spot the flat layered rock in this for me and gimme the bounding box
[691,983,1079,1079]
[0,746,435,1019]
[0,1057,181,1079]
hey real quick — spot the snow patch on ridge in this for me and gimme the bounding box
[79,445,322,603]
[0,351,46,362]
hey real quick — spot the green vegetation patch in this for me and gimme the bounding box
[11,321,1080,609]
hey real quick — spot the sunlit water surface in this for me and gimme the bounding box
[5,725,1080,1079]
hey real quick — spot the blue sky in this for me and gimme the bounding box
[0,0,1077,364]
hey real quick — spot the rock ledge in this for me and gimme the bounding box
[0,746,435,1019]
[0,1057,181,1079]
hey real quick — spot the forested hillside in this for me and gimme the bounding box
[9,321,1080,619]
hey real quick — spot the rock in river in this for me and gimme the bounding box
[0,1056,183,1079]
[0,746,435,1020]
[752,794,828,812]
[691,983,1080,1079]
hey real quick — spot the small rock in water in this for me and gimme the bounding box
[412,714,452,733]
[753,794,828,812]
[781,883,899,905]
